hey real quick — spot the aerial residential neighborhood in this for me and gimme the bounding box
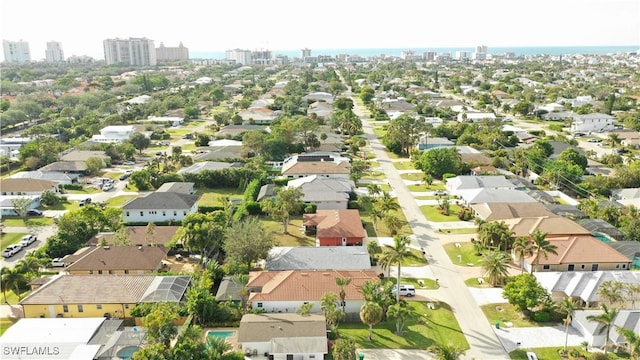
[1,35,640,360]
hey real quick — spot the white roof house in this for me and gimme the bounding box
[91,125,135,143]
[446,175,516,195]
[572,310,640,348]
[456,188,538,206]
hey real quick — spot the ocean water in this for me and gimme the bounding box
[190,45,638,60]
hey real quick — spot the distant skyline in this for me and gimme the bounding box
[1,0,639,61]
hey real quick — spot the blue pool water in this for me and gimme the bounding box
[593,233,611,243]
[207,330,236,340]
[116,346,139,360]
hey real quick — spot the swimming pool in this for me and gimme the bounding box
[207,330,237,340]
[116,346,139,360]
[593,233,611,243]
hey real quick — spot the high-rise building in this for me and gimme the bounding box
[225,49,252,65]
[252,49,272,65]
[3,39,31,63]
[156,42,189,63]
[45,41,65,63]
[103,38,156,66]
[474,45,488,60]
[301,48,311,59]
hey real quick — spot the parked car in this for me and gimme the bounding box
[19,234,37,247]
[587,138,602,143]
[122,161,135,165]
[119,173,131,181]
[391,284,416,297]
[102,183,114,191]
[26,209,43,216]
[50,258,65,267]
[434,190,448,196]
[79,198,92,206]
[2,244,23,258]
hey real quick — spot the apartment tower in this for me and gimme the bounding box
[103,37,156,66]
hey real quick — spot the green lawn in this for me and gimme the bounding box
[407,184,429,192]
[1,232,26,250]
[338,301,468,350]
[437,228,477,235]
[399,173,424,182]
[510,347,628,359]
[0,318,19,336]
[0,288,28,305]
[105,195,138,207]
[360,171,387,180]
[167,128,193,137]
[481,303,557,328]
[443,242,483,267]
[403,277,439,290]
[393,161,416,171]
[420,205,464,222]
[261,216,316,247]
[64,187,100,194]
[100,171,122,180]
[1,217,54,227]
[402,248,428,266]
[464,277,491,288]
[372,128,386,137]
[361,210,413,237]
[196,188,244,207]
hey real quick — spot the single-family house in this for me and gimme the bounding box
[470,202,555,221]
[265,246,371,271]
[544,204,587,220]
[535,271,640,308]
[303,209,366,246]
[457,188,537,206]
[471,166,500,175]
[122,192,200,223]
[608,241,640,269]
[144,116,184,126]
[86,226,180,247]
[282,161,350,179]
[541,111,576,122]
[611,188,640,207]
[307,101,334,119]
[457,112,497,123]
[0,195,41,216]
[60,150,110,163]
[20,275,190,318]
[63,246,170,275]
[237,313,328,360]
[503,216,592,238]
[445,175,516,196]
[572,310,640,349]
[576,218,626,241]
[38,161,87,173]
[0,178,60,195]
[0,136,30,161]
[215,125,270,138]
[238,107,279,124]
[247,269,378,314]
[287,175,354,210]
[9,170,79,185]
[177,161,242,175]
[302,91,334,104]
[156,182,195,195]
[91,125,136,143]
[570,113,615,133]
[523,235,631,273]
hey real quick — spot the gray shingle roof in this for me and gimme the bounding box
[266,246,371,271]
[122,192,199,210]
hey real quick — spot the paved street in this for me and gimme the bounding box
[353,98,510,359]
[0,224,58,269]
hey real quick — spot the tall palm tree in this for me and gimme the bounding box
[335,277,352,313]
[377,191,400,214]
[558,298,578,353]
[367,184,381,198]
[586,304,619,353]
[598,280,625,307]
[480,251,510,287]
[16,256,42,276]
[478,221,514,252]
[379,235,411,303]
[369,207,384,231]
[359,301,383,340]
[607,133,621,151]
[615,326,640,359]
[232,273,249,312]
[512,237,534,274]
[427,343,466,360]
[531,230,557,272]
[383,214,404,236]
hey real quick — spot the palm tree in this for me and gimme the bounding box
[205,335,233,359]
[531,230,557,272]
[379,235,411,303]
[615,326,640,359]
[367,183,381,198]
[383,214,404,236]
[335,277,352,313]
[558,298,578,353]
[607,133,621,151]
[1,267,25,300]
[359,301,383,340]
[480,251,510,287]
[369,207,384,231]
[598,280,625,307]
[586,304,619,353]
[366,240,381,264]
[321,292,344,331]
[377,191,400,214]
[427,343,466,360]
[232,273,249,311]
[478,221,514,252]
[512,237,534,274]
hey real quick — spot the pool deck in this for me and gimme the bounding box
[204,327,240,351]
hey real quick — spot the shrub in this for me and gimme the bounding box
[531,311,550,322]
[243,178,262,202]
[244,201,263,215]
[62,183,83,191]
[347,200,360,209]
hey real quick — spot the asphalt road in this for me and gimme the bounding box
[352,98,510,359]
[0,224,58,269]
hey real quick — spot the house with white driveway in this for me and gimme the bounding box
[0,178,60,195]
[286,175,354,210]
[572,309,640,349]
[445,175,517,196]
[122,192,200,223]
[570,113,615,133]
[91,125,136,143]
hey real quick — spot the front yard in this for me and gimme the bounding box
[196,187,244,207]
[420,204,464,222]
[443,242,483,267]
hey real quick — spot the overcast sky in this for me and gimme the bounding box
[1,0,639,61]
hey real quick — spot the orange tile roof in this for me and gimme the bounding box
[247,270,378,302]
[303,209,366,238]
[525,235,630,265]
[504,216,591,237]
[282,161,351,175]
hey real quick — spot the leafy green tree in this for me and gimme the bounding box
[379,235,411,303]
[131,343,171,360]
[558,148,588,170]
[481,251,511,287]
[383,114,428,156]
[129,132,151,154]
[332,338,357,360]
[260,187,303,234]
[10,197,33,218]
[223,216,273,269]
[40,190,63,206]
[85,157,106,176]
[320,292,345,331]
[144,303,179,347]
[414,147,463,179]
[387,299,411,335]
[502,274,550,313]
[359,301,383,340]
[586,304,619,353]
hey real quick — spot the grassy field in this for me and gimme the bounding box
[393,161,416,171]
[64,187,100,194]
[196,188,244,207]
[0,317,19,336]
[420,205,464,222]
[481,303,557,328]
[1,232,26,250]
[403,277,439,290]
[437,228,478,235]
[338,301,469,350]
[372,128,386,137]
[105,195,138,207]
[261,217,316,247]
[510,347,628,359]
[399,173,424,182]
[360,171,387,180]
[1,217,54,227]
[402,248,429,266]
[464,277,491,288]
[443,242,483,267]
[361,209,413,237]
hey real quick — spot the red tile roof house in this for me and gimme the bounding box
[303,209,366,246]
[247,270,379,314]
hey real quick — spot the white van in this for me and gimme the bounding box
[392,284,416,297]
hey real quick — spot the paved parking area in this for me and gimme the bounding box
[494,325,586,352]
[468,287,507,305]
